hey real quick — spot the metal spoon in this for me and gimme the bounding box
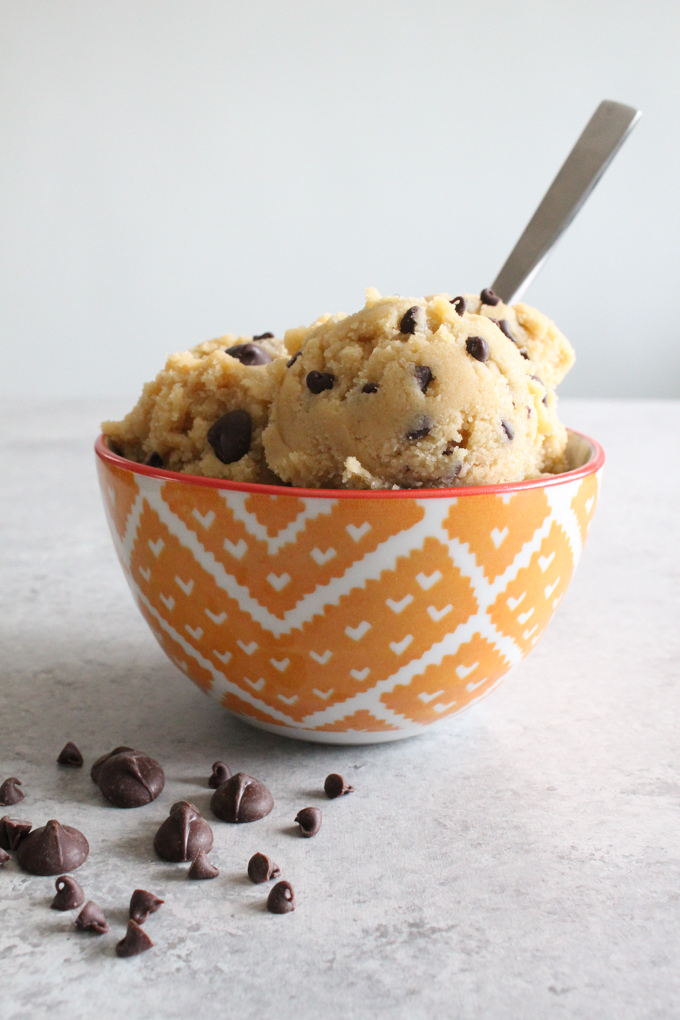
[491,100,641,305]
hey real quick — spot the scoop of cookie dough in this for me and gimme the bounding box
[103,334,286,482]
[263,290,571,489]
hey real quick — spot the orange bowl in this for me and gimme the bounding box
[96,430,603,743]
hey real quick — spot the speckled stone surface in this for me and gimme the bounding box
[1,399,679,1020]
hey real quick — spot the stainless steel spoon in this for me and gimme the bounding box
[491,100,641,305]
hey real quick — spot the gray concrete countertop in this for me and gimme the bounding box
[1,398,679,1020]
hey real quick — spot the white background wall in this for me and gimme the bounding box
[1,0,678,400]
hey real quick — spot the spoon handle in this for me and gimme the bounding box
[492,100,641,304]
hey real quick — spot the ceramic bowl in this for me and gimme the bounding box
[95,430,603,744]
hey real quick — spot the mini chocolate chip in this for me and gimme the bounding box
[286,352,301,368]
[0,816,32,851]
[247,852,281,884]
[207,410,253,465]
[0,848,9,866]
[225,342,273,366]
[51,875,85,911]
[414,366,434,393]
[0,778,23,806]
[501,419,515,441]
[527,406,532,417]
[211,773,274,823]
[362,383,379,394]
[17,820,89,876]
[208,761,232,789]
[466,336,490,363]
[129,889,164,923]
[324,774,354,799]
[91,747,165,809]
[496,318,516,342]
[520,349,530,360]
[295,807,322,838]
[75,901,109,934]
[443,461,463,480]
[188,849,219,880]
[480,287,501,306]
[407,419,431,441]
[145,452,164,468]
[399,306,422,335]
[267,880,295,914]
[57,742,83,768]
[450,296,466,315]
[154,801,214,862]
[306,371,335,394]
[116,919,154,957]
[253,332,274,340]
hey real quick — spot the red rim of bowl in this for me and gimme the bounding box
[95,429,604,500]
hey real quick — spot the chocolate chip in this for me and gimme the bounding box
[91,747,165,809]
[306,371,335,394]
[414,366,434,393]
[399,306,422,335]
[530,374,548,405]
[253,332,275,340]
[16,820,89,876]
[362,383,379,394]
[501,419,515,441]
[295,807,322,838]
[208,761,232,789]
[527,406,532,417]
[116,919,154,957]
[324,774,354,798]
[51,875,85,911]
[247,852,281,884]
[143,452,162,468]
[153,801,214,862]
[450,296,466,315]
[406,420,431,442]
[520,349,530,360]
[0,778,24,806]
[225,342,273,366]
[211,773,274,824]
[207,410,253,465]
[0,816,32,851]
[57,742,83,768]
[465,336,489,363]
[0,848,9,866]
[75,900,109,934]
[442,461,463,481]
[286,352,301,368]
[480,287,501,306]
[129,889,164,923]
[188,849,219,880]
[267,880,295,914]
[496,318,516,342]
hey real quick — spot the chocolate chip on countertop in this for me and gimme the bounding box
[306,371,335,394]
[465,336,490,363]
[75,900,109,934]
[0,816,32,851]
[91,747,165,809]
[208,761,232,789]
[211,773,274,824]
[324,774,355,799]
[154,801,214,862]
[501,419,515,441]
[0,778,24,806]
[51,875,85,911]
[362,383,379,394]
[295,807,322,838]
[450,296,467,315]
[0,848,10,866]
[207,410,253,465]
[406,420,431,442]
[286,352,301,368]
[267,880,295,914]
[247,852,281,884]
[144,452,164,468]
[253,332,275,340]
[17,820,89,876]
[414,365,434,393]
[188,849,219,880]
[399,306,422,335]
[57,742,83,768]
[129,889,164,923]
[225,342,273,366]
[480,287,501,306]
[116,919,154,957]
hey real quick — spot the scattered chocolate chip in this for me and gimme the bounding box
[324,774,354,799]
[253,332,275,341]
[129,888,164,923]
[0,848,9,865]
[208,761,232,789]
[154,801,214,862]
[91,747,164,809]
[295,807,322,838]
[267,881,295,914]
[225,342,273,366]
[414,366,434,393]
[17,820,89,876]
[247,852,281,884]
[501,419,515,441]
[57,742,83,768]
[306,370,335,394]
[0,778,24,806]
[450,295,467,315]
[0,816,32,851]
[144,452,164,468]
[496,318,516,342]
[188,849,219,880]
[211,773,274,824]
[406,420,431,442]
[286,352,301,368]
[51,875,85,911]
[207,409,253,465]
[75,900,109,934]
[399,306,422,335]
[480,287,501,306]
[465,336,490,363]
[362,383,379,394]
[116,919,153,957]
